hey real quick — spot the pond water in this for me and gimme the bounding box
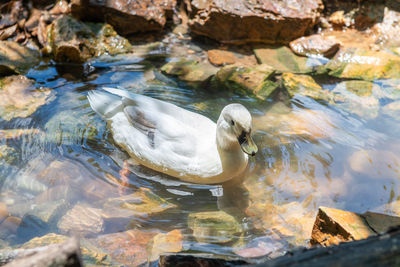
[1,37,400,264]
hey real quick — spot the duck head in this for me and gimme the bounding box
[216,104,258,156]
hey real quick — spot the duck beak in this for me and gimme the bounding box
[238,132,258,156]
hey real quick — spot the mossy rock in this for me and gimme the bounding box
[213,64,278,100]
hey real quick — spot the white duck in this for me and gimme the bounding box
[87,87,258,184]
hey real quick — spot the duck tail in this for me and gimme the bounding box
[87,89,123,119]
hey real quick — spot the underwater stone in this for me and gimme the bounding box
[0,41,40,75]
[0,75,51,121]
[148,229,183,262]
[187,210,242,244]
[213,64,278,100]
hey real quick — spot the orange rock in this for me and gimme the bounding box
[207,49,237,66]
[311,206,375,247]
[149,229,183,261]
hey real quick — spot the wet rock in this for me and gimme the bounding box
[207,50,237,66]
[0,146,17,165]
[57,203,104,237]
[310,206,375,246]
[348,149,400,180]
[254,46,323,73]
[71,0,177,35]
[373,7,400,47]
[22,233,111,266]
[289,34,340,58]
[0,75,51,121]
[0,216,21,239]
[102,187,176,218]
[324,48,400,80]
[246,201,315,247]
[159,254,248,267]
[47,15,132,63]
[161,58,218,85]
[362,211,400,234]
[0,203,9,225]
[187,211,242,244]
[212,64,278,100]
[149,229,183,262]
[235,235,285,259]
[189,0,323,45]
[332,80,380,119]
[93,229,159,266]
[0,41,40,75]
[4,237,82,267]
[0,129,41,140]
[281,73,334,102]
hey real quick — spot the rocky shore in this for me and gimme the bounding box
[1,0,400,266]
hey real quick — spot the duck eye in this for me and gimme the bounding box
[231,120,235,126]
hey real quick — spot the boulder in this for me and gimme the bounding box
[0,41,40,75]
[189,0,323,44]
[323,48,400,80]
[46,15,132,63]
[254,46,324,73]
[187,210,242,244]
[289,34,340,58]
[71,0,177,35]
[0,75,51,121]
[212,64,278,100]
[281,73,334,102]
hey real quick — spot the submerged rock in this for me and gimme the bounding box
[0,75,51,121]
[71,0,177,35]
[149,229,183,262]
[57,203,104,237]
[46,15,132,63]
[161,58,218,85]
[213,64,278,100]
[254,46,323,73]
[324,48,400,80]
[0,216,21,239]
[187,211,242,244]
[0,41,40,75]
[92,229,159,266]
[0,146,17,165]
[281,73,334,102]
[189,0,323,45]
[0,129,42,140]
[289,34,340,58]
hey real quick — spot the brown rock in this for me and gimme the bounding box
[0,1,28,31]
[189,0,323,45]
[71,0,177,35]
[290,34,340,58]
[207,49,237,66]
[0,203,9,225]
[93,229,159,266]
[311,206,375,247]
[149,229,183,261]
[57,204,104,237]
[0,41,40,75]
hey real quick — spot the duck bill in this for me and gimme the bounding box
[239,133,258,156]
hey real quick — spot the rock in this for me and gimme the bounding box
[3,237,82,267]
[246,201,315,247]
[161,58,218,85]
[21,233,111,266]
[212,64,278,100]
[0,216,21,239]
[149,229,183,262]
[0,203,9,225]
[207,50,237,66]
[102,187,176,218]
[323,48,400,80]
[254,46,324,73]
[0,129,42,140]
[310,206,375,246]
[235,235,285,259]
[71,0,177,35]
[373,7,400,47]
[0,41,39,75]
[281,73,334,102]
[46,15,132,63]
[0,1,28,31]
[362,211,400,234]
[332,80,380,119]
[57,203,104,237]
[289,34,340,58]
[349,150,400,180]
[0,75,51,121]
[93,229,159,266]
[189,0,323,45]
[187,211,242,244]
[159,254,248,267]
[0,146,17,165]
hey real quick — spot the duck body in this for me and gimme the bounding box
[88,87,257,184]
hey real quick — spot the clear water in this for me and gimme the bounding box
[1,39,400,263]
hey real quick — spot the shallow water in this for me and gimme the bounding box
[2,39,400,263]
